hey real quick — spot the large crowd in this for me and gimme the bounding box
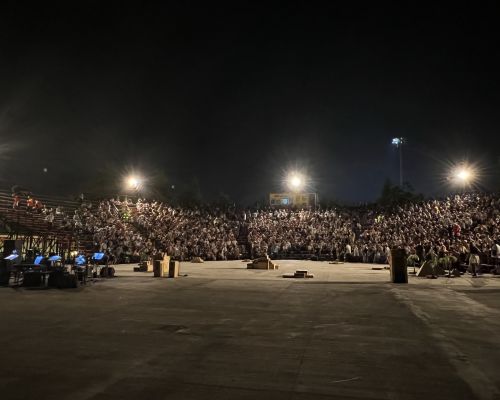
[9,191,500,268]
[74,199,244,262]
[249,194,500,268]
[79,193,500,268]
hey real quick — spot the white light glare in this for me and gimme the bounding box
[126,176,141,190]
[290,176,302,188]
[456,169,471,181]
[451,164,476,186]
[286,172,305,191]
[392,137,403,146]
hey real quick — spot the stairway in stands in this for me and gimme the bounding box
[237,222,250,258]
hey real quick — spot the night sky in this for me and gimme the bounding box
[1,2,499,205]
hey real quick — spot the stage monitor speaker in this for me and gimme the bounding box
[3,240,24,258]
[416,260,435,277]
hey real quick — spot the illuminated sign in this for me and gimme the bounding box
[269,192,317,208]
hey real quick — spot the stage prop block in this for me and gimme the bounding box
[247,256,279,270]
[169,260,180,278]
[283,270,314,278]
[153,256,178,278]
[138,260,153,272]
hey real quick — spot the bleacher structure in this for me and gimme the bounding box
[0,190,93,258]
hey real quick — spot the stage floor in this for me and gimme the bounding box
[118,259,500,287]
[1,260,500,399]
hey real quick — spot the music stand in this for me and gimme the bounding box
[47,255,64,273]
[91,252,108,277]
[92,253,106,262]
[74,255,92,284]
[75,255,87,266]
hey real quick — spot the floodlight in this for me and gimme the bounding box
[456,169,470,181]
[126,175,141,190]
[454,166,475,184]
[391,137,405,186]
[286,172,305,191]
[290,176,302,188]
[450,164,477,187]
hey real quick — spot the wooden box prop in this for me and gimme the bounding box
[169,261,180,278]
[247,256,279,270]
[153,255,171,277]
[283,270,314,278]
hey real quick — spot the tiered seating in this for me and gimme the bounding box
[0,190,89,253]
[0,190,79,233]
[237,223,250,258]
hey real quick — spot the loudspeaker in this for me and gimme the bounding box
[58,274,79,289]
[0,262,9,286]
[22,272,42,287]
[390,248,408,283]
[3,240,24,257]
[48,272,79,288]
[99,266,115,278]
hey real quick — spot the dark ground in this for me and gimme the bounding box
[1,261,499,400]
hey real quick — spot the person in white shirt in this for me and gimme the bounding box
[492,241,500,273]
[345,243,352,255]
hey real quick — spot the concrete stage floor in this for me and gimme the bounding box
[1,260,500,400]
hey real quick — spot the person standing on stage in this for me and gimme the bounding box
[469,241,481,277]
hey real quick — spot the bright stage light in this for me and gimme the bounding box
[456,169,471,181]
[451,165,475,185]
[290,176,302,188]
[286,172,305,191]
[126,175,142,190]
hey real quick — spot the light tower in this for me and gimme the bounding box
[392,137,405,187]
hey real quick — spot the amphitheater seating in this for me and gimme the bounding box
[0,190,93,254]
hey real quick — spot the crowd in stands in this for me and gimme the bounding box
[7,191,500,268]
[11,193,66,229]
[73,199,243,262]
[248,194,500,270]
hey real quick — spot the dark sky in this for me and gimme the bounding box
[1,2,499,204]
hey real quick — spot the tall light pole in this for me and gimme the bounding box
[392,137,405,187]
